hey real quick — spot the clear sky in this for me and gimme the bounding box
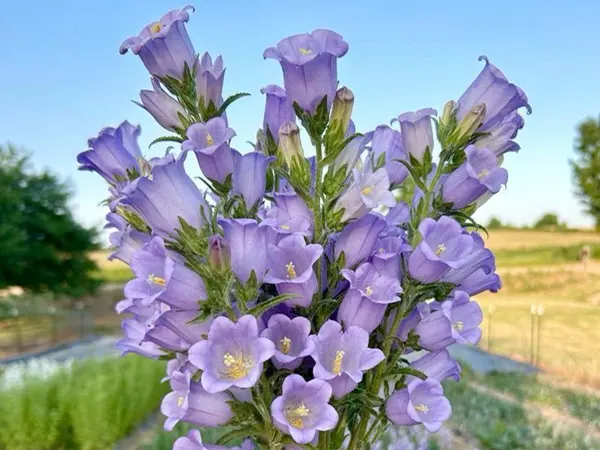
[2,0,599,240]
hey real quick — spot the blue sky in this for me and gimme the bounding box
[2,0,599,240]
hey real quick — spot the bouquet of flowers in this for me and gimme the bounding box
[77,5,530,450]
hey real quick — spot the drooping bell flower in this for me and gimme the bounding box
[188,315,275,393]
[474,111,524,156]
[264,29,349,114]
[120,6,196,80]
[456,56,530,132]
[120,154,210,239]
[441,145,508,209]
[271,374,339,444]
[77,121,142,185]
[408,349,461,383]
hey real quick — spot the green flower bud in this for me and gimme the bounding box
[330,87,354,132]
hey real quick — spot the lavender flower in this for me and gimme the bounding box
[310,321,384,397]
[341,262,402,304]
[120,6,196,79]
[278,121,304,167]
[441,145,508,209]
[385,379,452,432]
[369,125,409,185]
[196,52,226,110]
[116,317,165,359]
[371,235,410,280]
[271,374,339,444]
[174,429,254,450]
[261,85,295,142]
[394,108,437,163]
[161,370,233,430]
[474,111,524,156]
[121,154,210,238]
[409,349,461,383]
[338,289,387,334]
[188,315,275,393]
[108,225,151,265]
[233,152,274,208]
[267,192,313,237]
[183,118,237,183]
[219,219,274,284]
[264,29,349,113]
[456,56,530,132]
[124,237,207,310]
[330,121,369,176]
[264,234,324,307]
[77,121,142,185]
[334,166,396,222]
[407,216,474,283]
[136,78,186,132]
[334,213,387,268]
[261,314,314,370]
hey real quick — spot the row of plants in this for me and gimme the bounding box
[0,355,168,450]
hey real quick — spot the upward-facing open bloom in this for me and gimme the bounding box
[77,121,142,185]
[219,218,274,284]
[183,117,237,183]
[394,109,437,163]
[119,6,196,79]
[264,234,323,307]
[233,152,274,208]
[124,237,207,310]
[271,374,339,444]
[136,78,186,132]
[310,321,385,397]
[196,52,226,109]
[456,56,530,132]
[334,166,396,222]
[188,315,275,393]
[266,192,313,237]
[341,262,402,305]
[264,29,349,113]
[369,125,409,185]
[121,154,210,238]
[385,379,451,432]
[261,85,295,142]
[408,216,474,283]
[161,370,233,431]
[441,145,508,209]
[261,314,314,370]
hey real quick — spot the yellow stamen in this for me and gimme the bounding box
[286,261,297,279]
[332,350,345,375]
[299,48,312,55]
[477,169,489,180]
[206,133,214,145]
[285,403,311,429]
[280,224,291,230]
[280,336,292,354]
[361,185,374,195]
[220,352,251,380]
[148,274,167,286]
[435,244,446,256]
[365,286,373,296]
[150,22,162,33]
[177,396,185,407]
[453,321,464,331]
[415,404,429,413]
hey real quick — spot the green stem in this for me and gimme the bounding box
[313,139,324,305]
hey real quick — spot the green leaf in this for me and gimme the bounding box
[149,135,185,147]
[217,92,251,117]
[394,159,428,192]
[247,294,297,317]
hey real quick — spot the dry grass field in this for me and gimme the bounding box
[483,229,600,250]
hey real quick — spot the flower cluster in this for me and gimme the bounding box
[79,6,530,450]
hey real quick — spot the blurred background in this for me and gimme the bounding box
[1,0,599,449]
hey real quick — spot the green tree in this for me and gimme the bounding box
[0,144,100,297]
[571,116,600,227]
[487,216,504,229]
[533,212,566,230]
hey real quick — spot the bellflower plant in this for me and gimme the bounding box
[80,7,530,448]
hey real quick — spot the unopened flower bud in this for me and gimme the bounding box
[208,235,230,273]
[454,103,486,141]
[277,121,304,167]
[441,100,456,125]
[330,87,354,132]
